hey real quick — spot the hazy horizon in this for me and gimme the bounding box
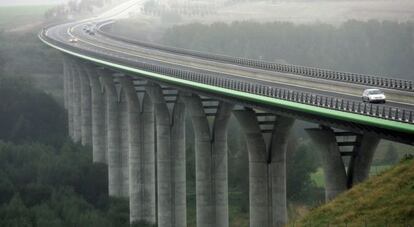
[0,0,67,6]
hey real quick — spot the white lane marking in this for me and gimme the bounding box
[65,23,413,108]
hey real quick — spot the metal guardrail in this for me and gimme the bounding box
[96,22,414,92]
[40,30,414,125]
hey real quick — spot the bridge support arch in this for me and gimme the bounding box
[86,67,107,164]
[100,71,129,198]
[184,94,234,227]
[233,108,294,227]
[306,126,380,201]
[146,83,186,227]
[119,77,156,224]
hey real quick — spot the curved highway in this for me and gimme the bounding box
[39,2,414,144]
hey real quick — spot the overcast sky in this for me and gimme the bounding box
[0,0,67,6]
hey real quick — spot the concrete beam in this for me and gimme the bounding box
[306,127,348,201]
[146,83,186,227]
[86,67,107,164]
[183,94,233,227]
[120,77,156,224]
[233,108,294,227]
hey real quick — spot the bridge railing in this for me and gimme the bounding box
[96,22,414,92]
[40,30,414,125]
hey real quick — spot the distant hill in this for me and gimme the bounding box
[294,158,414,226]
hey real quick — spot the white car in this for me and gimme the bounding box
[68,37,78,43]
[362,88,386,103]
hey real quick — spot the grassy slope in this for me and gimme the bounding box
[295,159,414,226]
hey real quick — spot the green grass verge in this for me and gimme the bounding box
[294,159,414,226]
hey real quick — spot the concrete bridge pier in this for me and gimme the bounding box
[65,58,75,140]
[146,83,186,227]
[78,64,92,146]
[72,64,82,143]
[100,71,129,197]
[86,67,107,164]
[306,127,348,201]
[119,77,156,224]
[233,108,294,227]
[184,94,234,227]
[351,133,380,185]
[62,57,69,111]
[306,126,380,201]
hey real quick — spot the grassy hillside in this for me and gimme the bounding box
[294,158,414,226]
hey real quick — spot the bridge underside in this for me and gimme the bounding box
[61,56,410,227]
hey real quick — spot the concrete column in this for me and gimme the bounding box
[86,67,107,164]
[72,64,82,143]
[79,65,92,146]
[67,60,75,140]
[352,133,380,185]
[270,118,294,227]
[119,90,130,197]
[146,83,186,227]
[101,73,122,197]
[184,94,233,227]
[233,109,294,227]
[306,127,348,201]
[120,77,156,224]
[62,58,69,110]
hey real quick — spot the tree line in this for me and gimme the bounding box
[161,20,414,80]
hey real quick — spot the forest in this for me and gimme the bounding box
[159,20,414,80]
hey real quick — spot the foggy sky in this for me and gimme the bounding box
[0,0,67,6]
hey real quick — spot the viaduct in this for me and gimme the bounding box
[39,2,414,226]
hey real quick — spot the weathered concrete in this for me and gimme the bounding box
[79,65,92,146]
[120,77,156,224]
[184,94,233,227]
[233,108,294,227]
[62,58,69,110]
[72,64,82,143]
[100,72,122,197]
[306,127,348,201]
[146,83,186,227]
[67,60,75,140]
[270,117,294,227]
[351,133,380,185]
[119,90,130,198]
[86,67,107,164]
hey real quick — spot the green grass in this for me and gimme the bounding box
[0,5,54,29]
[293,159,414,226]
[310,168,324,187]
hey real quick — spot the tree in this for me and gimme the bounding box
[287,140,323,204]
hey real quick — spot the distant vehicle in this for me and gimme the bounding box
[362,89,386,103]
[68,37,78,43]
